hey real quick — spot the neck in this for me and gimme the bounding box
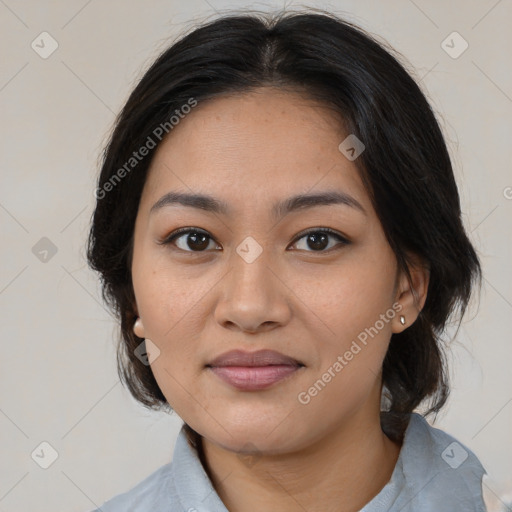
[200,410,402,512]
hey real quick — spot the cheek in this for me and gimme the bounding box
[131,248,218,402]
[296,272,396,420]
[133,273,203,362]
[133,268,207,412]
[297,258,397,414]
[303,257,396,349]
[132,242,204,338]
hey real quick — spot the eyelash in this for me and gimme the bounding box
[158,227,350,253]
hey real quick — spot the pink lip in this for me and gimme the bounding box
[206,349,304,391]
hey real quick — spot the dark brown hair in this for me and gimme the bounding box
[87,9,482,441]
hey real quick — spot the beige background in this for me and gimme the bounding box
[1,0,511,510]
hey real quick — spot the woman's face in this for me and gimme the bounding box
[131,88,411,453]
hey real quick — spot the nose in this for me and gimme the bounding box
[213,239,292,334]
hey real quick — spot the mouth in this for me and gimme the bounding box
[206,349,305,391]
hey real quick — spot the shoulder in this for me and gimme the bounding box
[85,425,225,512]
[88,462,175,511]
[397,413,487,511]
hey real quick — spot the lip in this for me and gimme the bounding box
[208,349,303,367]
[206,349,304,391]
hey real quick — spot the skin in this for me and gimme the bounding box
[131,87,429,512]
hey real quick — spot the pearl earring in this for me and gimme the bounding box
[399,315,406,325]
[133,317,144,337]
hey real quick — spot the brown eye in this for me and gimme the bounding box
[162,228,219,252]
[291,228,350,252]
[160,227,349,253]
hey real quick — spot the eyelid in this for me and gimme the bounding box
[290,227,351,247]
[158,226,351,251]
[158,226,216,247]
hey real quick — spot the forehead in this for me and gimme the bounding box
[142,88,369,211]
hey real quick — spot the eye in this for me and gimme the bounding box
[290,228,350,252]
[160,227,220,252]
[159,227,350,253]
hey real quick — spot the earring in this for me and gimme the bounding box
[133,317,145,338]
[400,315,406,325]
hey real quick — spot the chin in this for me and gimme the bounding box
[190,411,312,455]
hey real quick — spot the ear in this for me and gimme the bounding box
[392,253,430,333]
[133,316,145,338]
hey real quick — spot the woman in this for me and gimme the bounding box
[87,9,487,511]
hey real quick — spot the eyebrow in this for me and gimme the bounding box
[150,190,367,218]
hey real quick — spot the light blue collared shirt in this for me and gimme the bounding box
[90,413,487,511]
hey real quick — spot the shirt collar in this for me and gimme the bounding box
[171,425,229,512]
